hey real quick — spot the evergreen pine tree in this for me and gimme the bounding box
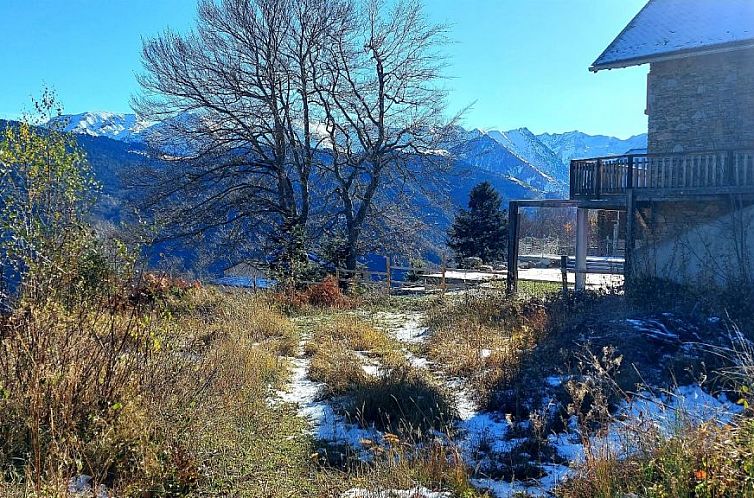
[447,182,508,264]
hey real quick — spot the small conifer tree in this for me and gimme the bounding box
[447,182,508,264]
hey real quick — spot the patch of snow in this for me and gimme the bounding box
[549,384,744,465]
[459,412,514,456]
[316,403,381,452]
[546,375,567,387]
[362,364,380,376]
[342,487,451,498]
[68,475,108,498]
[276,357,327,419]
[391,315,428,343]
[480,348,492,359]
[408,355,430,369]
[549,430,586,463]
[626,318,680,343]
[620,384,744,433]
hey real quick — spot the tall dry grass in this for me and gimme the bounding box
[0,285,299,496]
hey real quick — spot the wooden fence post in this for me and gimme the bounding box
[440,254,447,296]
[560,255,568,298]
[506,201,520,294]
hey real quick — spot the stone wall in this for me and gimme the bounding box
[647,47,754,154]
[631,198,754,286]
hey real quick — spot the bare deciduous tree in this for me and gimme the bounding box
[315,0,459,271]
[134,0,342,278]
[134,0,459,278]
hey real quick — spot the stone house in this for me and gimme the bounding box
[507,0,754,291]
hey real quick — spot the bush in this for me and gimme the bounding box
[278,275,351,310]
[347,366,458,438]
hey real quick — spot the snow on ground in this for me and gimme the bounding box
[371,312,580,497]
[471,463,573,498]
[342,487,451,498]
[619,384,744,433]
[276,311,745,498]
[547,385,745,466]
[424,268,622,289]
[275,333,381,455]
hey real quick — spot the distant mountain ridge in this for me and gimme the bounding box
[537,130,648,163]
[49,111,647,200]
[49,112,153,143]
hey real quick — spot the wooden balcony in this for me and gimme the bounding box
[570,150,754,200]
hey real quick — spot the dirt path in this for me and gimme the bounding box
[275,311,571,497]
[375,311,575,497]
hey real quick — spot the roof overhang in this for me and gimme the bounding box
[590,38,754,72]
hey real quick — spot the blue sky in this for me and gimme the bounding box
[0,0,648,138]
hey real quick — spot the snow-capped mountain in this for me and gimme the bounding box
[486,128,570,183]
[48,112,152,143]
[537,130,648,164]
[452,132,563,193]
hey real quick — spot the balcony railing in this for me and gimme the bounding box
[570,150,754,199]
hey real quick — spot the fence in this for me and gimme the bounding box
[218,252,627,296]
[571,150,754,199]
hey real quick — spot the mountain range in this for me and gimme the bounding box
[5,111,649,274]
[51,111,647,199]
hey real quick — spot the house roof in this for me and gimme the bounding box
[591,0,754,72]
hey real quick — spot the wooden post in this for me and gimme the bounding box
[595,159,603,198]
[506,201,520,294]
[626,155,634,190]
[440,254,447,296]
[560,255,568,298]
[385,255,391,296]
[624,189,635,293]
[575,207,588,291]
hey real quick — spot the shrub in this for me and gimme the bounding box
[347,366,458,438]
[558,419,754,498]
[307,276,348,307]
[276,275,351,310]
[0,298,158,492]
[129,272,201,305]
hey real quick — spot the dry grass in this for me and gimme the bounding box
[347,438,481,497]
[178,287,299,357]
[424,294,551,408]
[346,365,458,438]
[308,314,397,354]
[308,339,371,396]
[0,286,303,496]
[304,314,458,438]
[558,419,754,498]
